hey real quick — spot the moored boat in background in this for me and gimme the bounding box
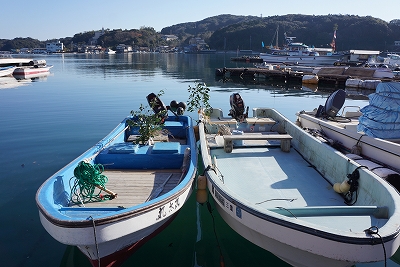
[0,53,33,67]
[260,32,342,66]
[296,85,400,188]
[13,59,53,77]
[105,48,116,55]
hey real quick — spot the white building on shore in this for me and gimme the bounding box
[46,41,64,53]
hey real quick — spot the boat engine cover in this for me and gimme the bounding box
[229,93,247,121]
[324,89,346,118]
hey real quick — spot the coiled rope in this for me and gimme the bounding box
[70,161,111,204]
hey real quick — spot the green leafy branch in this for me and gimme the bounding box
[128,91,167,145]
[187,82,212,117]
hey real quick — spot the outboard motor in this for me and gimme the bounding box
[146,92,168,122]
[169,100,187,115]
[315,89,346,118]
[228,93,248,122]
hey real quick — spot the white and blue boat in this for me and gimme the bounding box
[198,93,400,267]
[36,95,197,267]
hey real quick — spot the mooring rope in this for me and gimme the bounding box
[364,226,387,267]
[206,200,225,267]
[88,216,101,267]
[70,161,110,204]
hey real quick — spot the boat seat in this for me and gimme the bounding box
[223,133,292,153]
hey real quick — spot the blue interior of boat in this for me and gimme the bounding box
[94,119,190,169]
[124,120,188,141]
[95,142,189,169]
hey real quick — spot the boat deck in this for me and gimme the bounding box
[70,169,182,208]
[208,143,388,231]
[210,145,344,208]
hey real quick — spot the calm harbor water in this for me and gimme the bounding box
[0,53,398,267]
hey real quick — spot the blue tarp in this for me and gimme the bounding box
[358,82,400,138]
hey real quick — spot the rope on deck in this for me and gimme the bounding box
[70,161,112,204]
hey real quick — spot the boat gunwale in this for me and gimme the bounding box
[37,176,195,228]
[36,115,197,228]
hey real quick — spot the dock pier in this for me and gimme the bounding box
[215,67,400,87]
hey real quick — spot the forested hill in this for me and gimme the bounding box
[164,14,400,51]
[1,14,400,52]
[160,14,260,43]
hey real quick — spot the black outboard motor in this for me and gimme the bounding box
[146,93,168,122]
[169,100,187,115]
[228,93,248,122]
[315,89,346,118]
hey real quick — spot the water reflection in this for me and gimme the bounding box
[0,72,52,89]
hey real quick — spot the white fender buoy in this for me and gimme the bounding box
[333,179,351,194]
[197,175,207,190]
[196,189,208,204]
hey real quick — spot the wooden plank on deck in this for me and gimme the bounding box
[71,169,182,208]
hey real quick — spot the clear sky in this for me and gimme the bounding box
[2,0,399,41]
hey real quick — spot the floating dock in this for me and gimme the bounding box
[230,56,263,63]
[215,66,400,87]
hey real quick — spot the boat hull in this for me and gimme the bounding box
[13,66,52,76]
[199,107,400,267]
[39,186,191,267]
[260,53,342,66]
[211,183,399,267]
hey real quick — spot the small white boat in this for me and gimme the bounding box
[0,66,17,77]
[0,53,33,67]
[36,94,197,267]
[260,32,342,66]
[296,84,400,176]
[105,48,116,55]
[14,60,53,77]
[376,53,400,69]
[198,93,400,267]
